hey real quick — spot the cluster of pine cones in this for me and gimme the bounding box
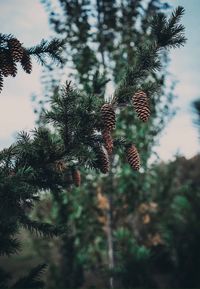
[0,37,32,93]
[96,90,150,174]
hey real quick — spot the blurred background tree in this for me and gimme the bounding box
[193,99,200,140]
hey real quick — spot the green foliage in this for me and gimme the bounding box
[146,155,200,288]
[12,264,47,289]
[27,38,65,66]
[112,228,155,288]
[151,6,186,48]
[193,98,200,140]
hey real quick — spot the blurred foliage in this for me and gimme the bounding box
[193,98,200,140]
[150,155,200,288]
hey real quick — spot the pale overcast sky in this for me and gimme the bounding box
[0,0,199,161]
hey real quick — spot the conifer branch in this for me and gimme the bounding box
[0,34,65,93]
[27,38,65,65]
[11,264,47,289]
[151,6,186,48]
[114,6,186,105]
[20,215,63,237]
[0,237,21,256]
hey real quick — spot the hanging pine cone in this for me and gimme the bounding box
[8,38,24,62]
[72,169,81,187]
[132,91,150,122]
[55,159,66,173]
[1,61,17,77]
[6,61,17,77]
[0,73,3,93]
[0,52,17,77]
[0,53,8,77]
[101,103,116,131]
[95,146,110,174]
[21,49,32,74]
[102,130,113,155]
[126,144,140,170]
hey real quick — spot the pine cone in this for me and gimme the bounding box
[101,103,116,131]
[55,160,66,173]
[21,49,32,74]
[6,61,17,77]
[102,130,113,155]
[132,91,150,122]
[72,169,81,187]
[95,146,110,174]
[126,144,140,170]
[8,38,24,62]
[0,52,17,77]
[0,72,3,93]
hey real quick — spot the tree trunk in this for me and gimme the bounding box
[106,194,114,289]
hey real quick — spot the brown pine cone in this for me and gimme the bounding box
[8,38,24,62]
[72,169,81,187]
[132,91,150,122]
[55,159,67,173]
[102,130,113,155]
[126,144,140,170]
[21,49,32,74]
[95,146,110,174]
[0,52,17,77]
[101,103,116,131]
[6,61,17,77]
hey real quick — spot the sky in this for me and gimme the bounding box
[0,0,199,161]
[156,0,200,160]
